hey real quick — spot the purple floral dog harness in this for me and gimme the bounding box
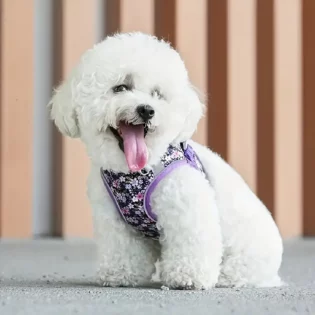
[100,142,205,240]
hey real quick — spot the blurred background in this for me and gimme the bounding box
[0,0,314,240]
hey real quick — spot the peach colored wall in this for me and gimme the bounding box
[227,0,257,191]
[0,0,33,237]
[302,0,315,236]
[1,0,314,238]
[52,0,96,238]
[274,0,302,238]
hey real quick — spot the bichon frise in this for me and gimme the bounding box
[49,32,283,290]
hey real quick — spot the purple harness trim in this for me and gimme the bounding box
[100,143,205,239]
[143,159,188,221]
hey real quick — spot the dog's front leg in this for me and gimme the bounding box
[88,168,159,288]
[152,166,223,290]
[91,202,159,287]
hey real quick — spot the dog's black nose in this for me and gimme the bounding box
[137,105,155,122]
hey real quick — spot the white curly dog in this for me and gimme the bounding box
[49,32,283,290]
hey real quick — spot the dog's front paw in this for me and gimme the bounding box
[162,273,205,290]
[166,277,204,290]
[99,280,131,288]
[160,263,216,290]
[96,269,137,288]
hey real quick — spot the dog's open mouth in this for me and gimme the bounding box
[110,122,149,172]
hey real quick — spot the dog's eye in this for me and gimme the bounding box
[152,89,163,99]
[113,85,129,93]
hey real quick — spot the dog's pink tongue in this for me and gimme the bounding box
[120,122,148,172]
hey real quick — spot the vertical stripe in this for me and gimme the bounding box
[175,0,208,145]
[208,0,228,159]
[274,0,302,237]
[106,0,154,35]
[154,1,208,145]
[120,0,154,34]
[53,0,97,237]
[33,0,54,236]
[106,0,120,34]
[0,0,33,237]
[155,0,176,45]
[227,0,257,190]
[256,0,275,215]
[302,0,315,236]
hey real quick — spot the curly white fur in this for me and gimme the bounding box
[49,32,283,290]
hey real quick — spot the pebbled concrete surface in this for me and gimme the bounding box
[0,238,314,315]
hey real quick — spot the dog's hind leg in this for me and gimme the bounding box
[217,247,283,288]
[190,140,283,288]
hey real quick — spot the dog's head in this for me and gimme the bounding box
[49,32,204,172]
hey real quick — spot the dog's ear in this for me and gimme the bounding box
[176,83,206,142]
[48,79,80,138]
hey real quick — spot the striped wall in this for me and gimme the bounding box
[0,0,314,239]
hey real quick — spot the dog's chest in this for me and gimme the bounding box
[101,143,205,239]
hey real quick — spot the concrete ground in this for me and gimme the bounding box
[0,238,314,315]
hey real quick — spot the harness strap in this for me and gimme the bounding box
[100,169,128,224]
[143,159,188,221]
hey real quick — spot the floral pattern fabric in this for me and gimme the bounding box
[101,143,205,240]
